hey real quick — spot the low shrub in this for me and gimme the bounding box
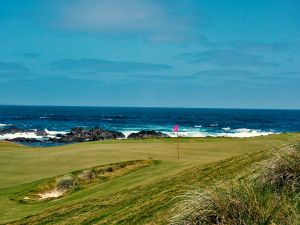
[78,169,97,181]
[56,175,76,190]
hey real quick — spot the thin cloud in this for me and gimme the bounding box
[204,40,291,53]
[193,69,259,79]
[272,72,300,78]
[50,58,173,73]
[125,70,258,84]
[52,0,195,41]
[180,49,279,67]
[0,62,30,78]
[22,53,40,59]
[126,74,195,82]
[246,72,300,85]
[190,69,260,86]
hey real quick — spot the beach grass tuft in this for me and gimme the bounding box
[250,145,300,193]
[170,144,300,225]
[170,182,296,225]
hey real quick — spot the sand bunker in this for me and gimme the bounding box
[37,189,66,199]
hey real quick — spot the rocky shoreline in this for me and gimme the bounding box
[0,126,170,145]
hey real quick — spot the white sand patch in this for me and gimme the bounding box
[37,189,66,199]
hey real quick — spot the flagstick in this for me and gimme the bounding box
[177,130,179,160]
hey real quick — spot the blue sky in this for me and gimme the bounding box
[0,0,299,108]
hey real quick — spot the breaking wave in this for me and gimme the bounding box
[165,127,276,138]
[0,126,277,141]
[216,128,276,138]
[121,127,276,138]
[44,129,68,138]
[222,127,231,131]
[0,132,46,140]
[0,129,68,140]
[0,123,11,127]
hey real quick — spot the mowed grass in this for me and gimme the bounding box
[0,133,299,224]
[1,134,297,189]
[2,151,268,224]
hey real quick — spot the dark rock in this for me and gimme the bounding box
[0,127,25,135]
[54,127,125,143]
[127,130,169,139]
[0,127,46,136]
[207,124,218,127]
[35,129,48,136]
[48,137,60,143]
[2,126,125,144]
[6,137,42,143]
[70,127,85,135]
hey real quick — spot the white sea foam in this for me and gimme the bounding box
[121,130,141,138]
[154,127,276,138]
[217,128,276,138]
[194,125,202,128]
[0,123,11,127]
[0,129,68,140]
[119,126,277,139]
[0,125,276,141]
[0,132,46,140]
[166,131,208,138]
[222,127,231,131]
[45,129,68,138]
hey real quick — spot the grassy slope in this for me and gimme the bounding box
[0,133,299,224]
[4,152,267,225]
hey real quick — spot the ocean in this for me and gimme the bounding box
[0,105,300,141]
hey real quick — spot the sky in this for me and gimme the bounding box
[0,0,299,109]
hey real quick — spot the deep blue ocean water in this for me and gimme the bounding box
[0,105,300,139]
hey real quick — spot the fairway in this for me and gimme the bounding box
[0,133,299,224]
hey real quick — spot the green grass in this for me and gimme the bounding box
[0,133,299,224]
[12,160,154,204]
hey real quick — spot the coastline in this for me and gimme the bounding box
[1,106,299,146]
[0,125,278,146]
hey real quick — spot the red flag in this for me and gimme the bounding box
[173,124,179,132]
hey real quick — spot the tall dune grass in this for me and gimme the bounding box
[170,145,300,225]
[170,182,295,225]
[250,146,300,193]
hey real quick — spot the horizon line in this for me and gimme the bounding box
[0,104,299,111]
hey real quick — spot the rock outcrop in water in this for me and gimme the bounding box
[1,126,125,144]
[52,127,125,143]
[127,130,169,139]
[7,137,43,143]
[2,126,170,144]
[0,127,24,134]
